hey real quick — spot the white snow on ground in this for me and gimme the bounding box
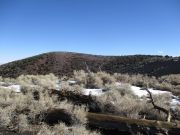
[130,85,180,107]
[115,82,122,86]
[81,83,180,107]
[0,82,6,86]
[82,89,104,96]
[55,80,61,91]
[171,95,180,106]
[68,80,77,84]
[7,85,21,92]
[0,84,21,93]
[130,86,171,97]
[1,80,180,107]
[171,99,180,106]
[55,80,77,91]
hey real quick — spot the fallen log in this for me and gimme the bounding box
[39,108,180,135]
[87,113,180,135]
[87,112,180,129]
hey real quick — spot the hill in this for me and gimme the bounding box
[0,52,180,78]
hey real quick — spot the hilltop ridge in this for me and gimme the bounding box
[0,52,180,78]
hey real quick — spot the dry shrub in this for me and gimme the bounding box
[71,84,83,93]
[0,76,2,82]
[97,93,143,119]
[17,114,29,132]
[140,93,172,121]
[2,77,16,84]
[73,70,87,86]
[97,72,115,85]
[115,96,144,119]
[56,101,87,125]
[174,105,180,120]
[96,83,172,121]
[114,73,180,95]
[1,72,179,134]
[37,123,100,135]
[60,81,73,91]
[17,73,58,89]
[174,85,180,94]
[59,81,83,94]
[73,70,103,88]
[37,124,53,135]
[155,82,173,91]
[160,74,180,85]
[0,88,14,106]
[86,72,103,89]
[21,84,44,95]
[0,106,15,127]
[69,125,100,135]
[104,83,134,97]
[0,83,87,132]
[97,83,140,118]
[153,93,172,110]
[113,73,130,83]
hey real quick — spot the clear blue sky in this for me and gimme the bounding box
[0,0,180,63]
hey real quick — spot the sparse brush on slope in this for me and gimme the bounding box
[0,52,180,78]
[0,72,180,134]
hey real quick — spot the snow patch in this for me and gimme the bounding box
[68,80,77,84]
[82,89,104,96]
[130,86,171,97]
[55,80,61,91]
[7,85,21,93]
[0,84,21,93]
[0,82,6,86]
[115,82,122,86]
[130,85,180,107]
[171,96,180,106]
[171,99,180,106]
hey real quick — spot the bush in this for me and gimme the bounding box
[0,81,88,132]
[37,123,100,135]
[160,74,180,85]
[97,72,115,85]
[17,74,58,89]
[141,93,172,121]
[73,70,87,86]
[113,73,130,83]
[0,72,179,134]
[86,73,103,89]
[96,83,140,118]
[0,76,2,82]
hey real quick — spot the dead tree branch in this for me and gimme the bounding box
[84,62,91,73]
[145,88,172,122]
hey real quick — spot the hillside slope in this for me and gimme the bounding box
[0,52,180,78]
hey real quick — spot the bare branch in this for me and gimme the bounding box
[146,89,168,113]
[98,65,102,72]
[84,62,91,73]
[145,88,171,122]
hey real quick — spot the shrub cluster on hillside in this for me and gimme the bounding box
[113,73,180,96]
[0,71,179,134]
[0,74,99,135]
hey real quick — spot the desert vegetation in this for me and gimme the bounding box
[0,71,180,134]
[113,73,180,96]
